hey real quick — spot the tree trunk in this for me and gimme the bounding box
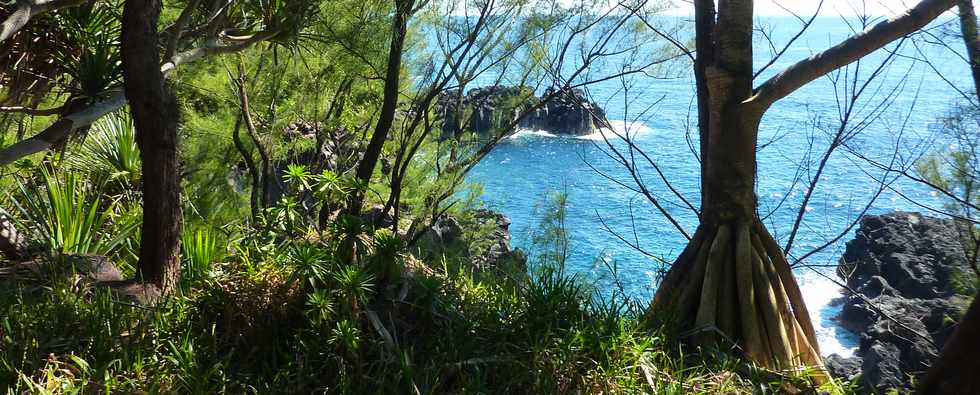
[916,296,980,394]
[122,0,182,294]
[347,0,413,217]
[650,0,824,377]
[958,0,980,102]
[651,90,825,375]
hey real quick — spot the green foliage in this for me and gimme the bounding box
[53,2,124,102]
[0,188,851,393]
[181,227,223,290]
[531,191,572,271]
[0,1,858,393]
[918,104,980,290]
[68,111,141,188]
[11,169,138,257]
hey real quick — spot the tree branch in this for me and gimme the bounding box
[0,104,65,116]
[160,29,279,75]
[750,0,956,109]
[0,91,125,165]
[0,32,278,166]
[0,0,90,43]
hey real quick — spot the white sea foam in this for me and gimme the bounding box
[577,120,655,141]
[507,120,654,141]
[797,271,859,357]
[508,129,559,139]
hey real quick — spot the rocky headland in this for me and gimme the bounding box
[437,86,606,137]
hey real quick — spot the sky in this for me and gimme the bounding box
[660,0,957,17]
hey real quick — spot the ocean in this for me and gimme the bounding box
[465,15,971,357]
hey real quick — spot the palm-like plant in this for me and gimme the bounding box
[306,289,336,328]
[232,0,320,47]
[68,111,141,187]
[12,169,136,256]
[53,3,123,103]
[369,228,405,285]
[327,214,371,264]
[332,264,374,318]
[286,242,330,287]
[0,5,72,105]
[314,169,348,203]
[328,319,361,356]
[181,227,222,289]
[283,164,313,192]
[264,196,303,234]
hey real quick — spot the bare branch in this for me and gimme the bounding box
[753,0,824,79]
[750,0,956,109]
[0,104,64,116]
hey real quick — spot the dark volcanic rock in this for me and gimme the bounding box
[437,86,606,137]
[414,209,526,274]
[828,212,972,393]
[471,209,527,273]
[417,215,464,255]
[361,204,395,229]
[522,87,606,135]
[825,354,863,382]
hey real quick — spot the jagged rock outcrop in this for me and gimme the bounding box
[437,86,606,138]
[471,209,527,273]
[826,212,973,393]
[415,209,526,274]
[0,208,25,259]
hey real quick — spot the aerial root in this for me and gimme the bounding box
[658,219,827,383]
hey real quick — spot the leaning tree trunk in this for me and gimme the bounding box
[121,0,183,294]
[958,0,980,102]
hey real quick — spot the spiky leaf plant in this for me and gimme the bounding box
[181,227,223,289]
[12,168,137,256]
[52,3,123,102]
[68,111,141,188]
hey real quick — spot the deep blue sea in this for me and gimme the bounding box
[465,16,971,356]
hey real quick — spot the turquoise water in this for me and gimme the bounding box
[465,16,970,356]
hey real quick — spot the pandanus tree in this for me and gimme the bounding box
[651,0,957,372]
